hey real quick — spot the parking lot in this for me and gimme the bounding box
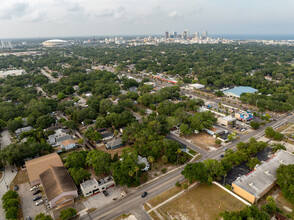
[219,147,274,185]
[82,186,123,210]
[19,182,47,219]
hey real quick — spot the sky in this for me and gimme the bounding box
[1,0,294,39]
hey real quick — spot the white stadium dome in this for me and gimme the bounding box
[42,39,68,47]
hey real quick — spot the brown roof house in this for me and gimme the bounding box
[40,166,78,208]
[25,153,63,186]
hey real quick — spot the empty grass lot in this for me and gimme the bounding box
[157,183,246,220]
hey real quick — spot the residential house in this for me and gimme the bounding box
[15,126,33,136]
[48,129,72,147]
[60,139,77,151]
[106,139,123,149]
[138,155,150,172]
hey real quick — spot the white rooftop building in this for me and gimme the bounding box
[80,176,115,197]
[232,150,294,204]
[0,69,27,78]
[188,83,205,90]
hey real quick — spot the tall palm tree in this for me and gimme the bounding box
[147,156,154,169]
[134,166,139,180]
[177,148,182,165]
[128,170,134,178]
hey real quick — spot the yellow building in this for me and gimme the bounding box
[232,150,294,204]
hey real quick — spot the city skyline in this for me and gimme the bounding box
[1,0,294,38]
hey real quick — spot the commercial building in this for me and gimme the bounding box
[80,176,115,197]
[232,150,294,204]
[224,86,258,98]
[40,166,78,208]
[217,115,236,126]
[235,111,253,122]
[188,83,205,90]
[0,69,27,78]
[42,39,68,47]
[25,153,64,186]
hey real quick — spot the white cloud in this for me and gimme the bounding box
[168,10,183,18]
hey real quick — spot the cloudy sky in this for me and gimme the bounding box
[1,0,294,38]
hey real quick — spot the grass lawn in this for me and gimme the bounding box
[157,183,246,220]
[276,123,293,133]
[113,213,131,220]
[147,185,183,207]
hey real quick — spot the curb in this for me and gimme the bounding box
[135,154,200,190]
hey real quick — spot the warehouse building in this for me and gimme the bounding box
[224,86,257,98]
[232,150,294,204]
[25,153,63,186]
[40,166,78,208]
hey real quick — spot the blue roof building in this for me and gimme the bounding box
[224,86,258,98]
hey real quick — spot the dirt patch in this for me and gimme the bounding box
[157,183,246,220]
[184,132,219,151]
[147,160,180,180]
[10,169,29,189]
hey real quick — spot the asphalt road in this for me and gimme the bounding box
[80,114,294,220]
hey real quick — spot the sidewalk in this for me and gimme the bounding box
[0,165,17,217]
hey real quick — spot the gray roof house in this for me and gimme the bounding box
[106,139,123,150]
[15,126,33,136]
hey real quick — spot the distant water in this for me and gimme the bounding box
[211,34,294,41]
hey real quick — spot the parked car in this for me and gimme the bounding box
[223,148,228,151]
[33,196,42,201]
[220,154,224,158]
[33,190,41,195]
[26,217,32,220]
[35,199,44,206]
[30,186,39,192]
[103,191,109,197]
[141,192,148,198]
[14,185,19,191]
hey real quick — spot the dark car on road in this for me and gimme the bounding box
[33,190,41,195]
[103,191,109,197]
[33,196,42,201]
[141,192,148,198]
